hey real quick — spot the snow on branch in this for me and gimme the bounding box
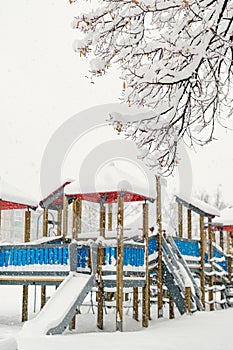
[71,0,233,174]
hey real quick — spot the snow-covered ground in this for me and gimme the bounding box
[0,284,233,350]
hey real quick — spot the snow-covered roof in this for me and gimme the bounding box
[175,194,220,218]
[0,178,37,209]
[218,208,233,226]
[65,162,156,203]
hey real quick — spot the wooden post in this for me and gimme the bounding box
[156,176,163,319]
[72,198,77,239]
[208,218,214,311]
[116,195,124,332]
[226,231,232,284]
[108,203,113,231]
[22,210,31,322]
[133,288,139,321]
[185,287,191,313]
[169,295,174,319]
[142,202,149,328]
[100,205,106,238]
[57,207,62,236]
[76,199,82,236]
[62,195,68,243]
[43,207,48,237]
[41,207,48,310]
[97,242,104,329]
[200,215,206,309]
[219,227,224,251]
[187,209,192,240]
[178,203,183,238]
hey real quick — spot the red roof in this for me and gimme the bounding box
[39,181,71,209]
[0,200,34,210]
[66,191,155,204]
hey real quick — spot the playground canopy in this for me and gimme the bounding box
[175,194,220,218]
[39,181,71,210]
[218,207,233,234]
[0,178,37,210]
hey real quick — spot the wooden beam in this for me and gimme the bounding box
[116,195,124,332]
[156,176,163,319]
[108,203,113,231]
[41,285,46,309]
[178,203,183,238]
[200,215,206,309]
[22,210,31,322]
[219,227,224,250]
[187,209,192,240]
[208,218,214,311]
[142,202,149,328]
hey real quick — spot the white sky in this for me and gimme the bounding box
[1,0,233,205]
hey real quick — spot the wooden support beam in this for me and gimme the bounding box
[22,210,31,322]
[187,209,192,240]
[200,215,206,309]
[99,205,106,238]
[108,203,113,231]
[185,287,191,314]
[62,195,68,243]
[133,288,139,321]
[57,207,62,236]
[208,218,214,311]
[116,195,124,332]
[169,295,174,319]
[178,203,183,238]
[43,207,48,237]
[156,176,163,319]
[97,242,104,330]
[142,202,149,328]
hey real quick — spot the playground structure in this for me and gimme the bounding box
[1,177,233,337]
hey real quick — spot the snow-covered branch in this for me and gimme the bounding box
[71,0,233,174]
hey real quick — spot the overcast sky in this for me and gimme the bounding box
[1,0,233,206]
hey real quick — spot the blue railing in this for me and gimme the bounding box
[104,245,145,267]
[174,238,200,257]
[212,247,227,271]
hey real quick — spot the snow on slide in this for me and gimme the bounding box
[20,272,94,336]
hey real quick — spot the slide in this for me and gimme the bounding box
[21,271,96,336]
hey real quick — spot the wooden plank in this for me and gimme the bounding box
[116,195,124,331]
[156,176,163,319]
[169,295,174,319]
[226,232,232,284]
[199,215,206,309]
[219,227,224,250]
[41,285,46,309]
